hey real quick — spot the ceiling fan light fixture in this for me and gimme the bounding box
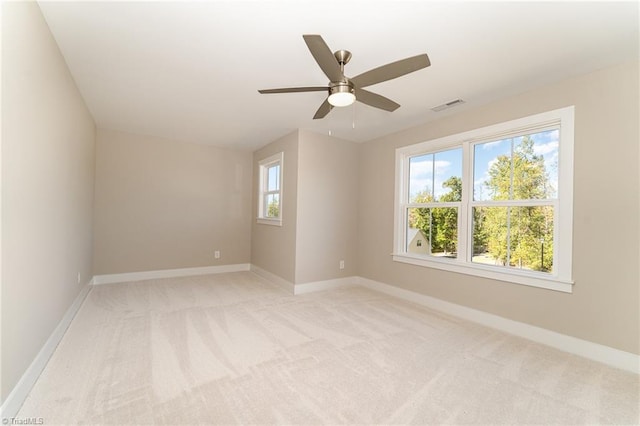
[328,84,355,107]
[258,35,431,119]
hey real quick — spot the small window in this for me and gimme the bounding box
[257,152,283,226]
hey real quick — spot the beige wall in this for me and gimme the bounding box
[1,2,96,401]
[93,129,252,274]
[295,130,358,283]
[250,130,359,286]
[251,131,299,283]
[357,60,639,355]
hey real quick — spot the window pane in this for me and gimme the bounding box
[473,206,553,273]
[265,194,279,218]
[267,164,280,191]
[473,139,511,201]
[434,148,462,202]
[509,206,554,273]
[407,207,431,254]
[514,131,559,199]
[409,148,462,203]
[409,154,433,203]
[407,207,458,258]
[431,207,458,257]
[472,206,508,266]
[474,130,558,201]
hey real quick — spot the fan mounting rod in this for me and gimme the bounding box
[334,50,352,73]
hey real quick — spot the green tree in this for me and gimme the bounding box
[439,176,462,202]
[472,207,488,255]
[410,177,462,255]
[482,137,553,271]
[267,198,279,218]
[432,177,461,254]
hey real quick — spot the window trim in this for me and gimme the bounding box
[257,152,283,226]
[393,106,574,293]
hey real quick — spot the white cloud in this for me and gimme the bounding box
[481,140,504,150]
[487,158,499,170]
[533,141,558,156]
[409,178,433,198]
[409,160,451,179]
[434,160,452,175]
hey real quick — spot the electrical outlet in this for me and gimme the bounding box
[339,260,345,270]
[214,250,221,259]
[77,272,81,284]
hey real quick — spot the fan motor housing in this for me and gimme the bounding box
[329,80,354,95]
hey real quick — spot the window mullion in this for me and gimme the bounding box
[471,199,555,208]
[459,141,471,262]
[509,138,515,199]
[506,206,512,267]
[431,153,435,199]
[407,202,460,208]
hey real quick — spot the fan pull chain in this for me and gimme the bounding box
[352,103,356,129]
[328,104,334,136]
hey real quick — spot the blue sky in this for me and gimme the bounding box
[267,164,280,191]
[409,148,462,201]
[408,129,559,202]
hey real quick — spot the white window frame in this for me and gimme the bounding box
[257,152,283,226]
[393,106,574,293]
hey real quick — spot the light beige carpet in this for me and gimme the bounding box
[18,272,639,424]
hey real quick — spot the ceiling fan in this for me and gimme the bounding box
[258,35,431,119]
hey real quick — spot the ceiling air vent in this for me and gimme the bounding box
[431,99,465,112]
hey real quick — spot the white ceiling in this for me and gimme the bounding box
[39,1,639,151]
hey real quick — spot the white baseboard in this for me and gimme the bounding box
[92,263,250,285]
[250,264,295,293]
[0,282,92,419]
[247,270,638,373]
[294,276,357,295]
[249,266,357,295]
[357,277,639,374]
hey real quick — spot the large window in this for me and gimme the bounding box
[394,107,574,292]
[257,152,283,225]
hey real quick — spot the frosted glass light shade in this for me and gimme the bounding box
[328,83,356,107]
[328,92,356,107]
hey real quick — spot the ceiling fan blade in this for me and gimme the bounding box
[313,98,333,119]
[303,34,343,82]
[258,87,328,94]
[351,54,430,88]
[355,88,401,112]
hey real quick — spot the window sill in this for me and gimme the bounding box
[392,253,573,293]
[257,218,282,227]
